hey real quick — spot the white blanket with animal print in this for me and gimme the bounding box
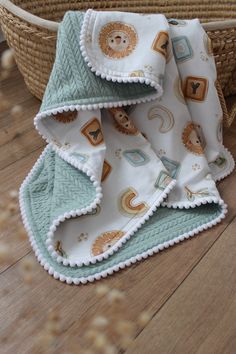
[34,10,234,267]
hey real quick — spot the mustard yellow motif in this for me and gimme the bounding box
[99,22,137,59]
[119,187,149,217]
[151,31,169,58]
[91,231,125,256]
[101,160,112,182]
[52,111,78,123]
[148,105,175,133]
[109,108,139,135]
[81,117,104,146]
[55,241,67,258]
[182,122,205,155]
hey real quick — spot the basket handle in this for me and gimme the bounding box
[0,0,58,31]
[215,80,236,128]
[0,0,236,32]
[226,101,236,128]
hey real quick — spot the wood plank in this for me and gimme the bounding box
[0,47,44,170]
[0,146,43,193]
[0,165,235,353]
[0,147,44,274]
[0,128,44,171]
[125,216,236,354]
[0,96,40,147]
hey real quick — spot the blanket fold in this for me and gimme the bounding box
[20,9,234,284]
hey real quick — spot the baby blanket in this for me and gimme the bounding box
[20,10,234,284]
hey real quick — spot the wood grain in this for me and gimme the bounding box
[0,65,44,170]
[126,217,236,354]
[0,42,236,354]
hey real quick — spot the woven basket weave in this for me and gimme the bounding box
[0,0,236,126]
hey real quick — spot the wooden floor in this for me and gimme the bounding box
[1,42,236,354]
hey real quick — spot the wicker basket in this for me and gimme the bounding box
[0,0,236,126]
